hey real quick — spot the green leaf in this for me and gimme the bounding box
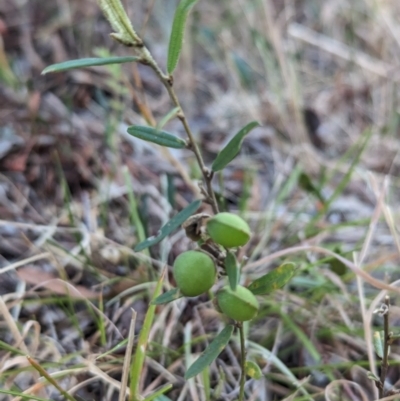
[167,0,199,74]
[135,199,202,251]
[143,384,173,401]
[98,0,141,46]
[185,325,234,379]
[245,360,263,379]
[373,331,385,359]
[225,251,239,291]
[151,288,182,305]
[127,125,187,149]
[211,121,260,172]
[232,53,253,89]
[41,56,140,74]
[298,172,325,204]
[248,262,295,295]
[157,107,181,130]
[367,371,380,383]
[0,389,50,401]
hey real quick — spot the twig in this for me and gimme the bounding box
[139,48,219,214]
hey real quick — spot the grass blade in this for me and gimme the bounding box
[0,389,51,401]
[129,271,165,401]
[27,356,79,401]
[143,384,173,401]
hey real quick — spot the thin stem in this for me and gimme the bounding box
[379,295,390,398]
[238,323,246,401]
[140,48,219,214]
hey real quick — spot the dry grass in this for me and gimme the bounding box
[1,0,400,400]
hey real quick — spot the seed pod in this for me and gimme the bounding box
[206,213,251,248]
[173,250,216,297]
[216,285,259,321]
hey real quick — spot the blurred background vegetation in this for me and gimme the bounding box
[1,0,400,400]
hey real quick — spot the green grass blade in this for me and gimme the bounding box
[325,128,372,208]
[167,0,199,74]
[201,365,211,401]
[279,313,321,363]
[129,272,164,401]
[42,56,140,74]
[185,325,234,379]
[27,356,79,401]
[211,121,260,172]
[0,389,52,401]
[248,342,313,400]
[95,338,129,360]
[0,339,26,355]
[127,125,187,149]
[143,384,173,401]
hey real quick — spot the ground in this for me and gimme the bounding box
[1,0,400,400]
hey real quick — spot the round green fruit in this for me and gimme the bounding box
[206,213,251,248]
[216,285,259,321]
[173,251,216,297]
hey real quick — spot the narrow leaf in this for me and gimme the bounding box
[248,262,295,295]
[157,107,181,130]
[298,172,325,204]
[366,371,380,383]
[98,0,141,46]
[135,199,202,251]
[280,312,321,362]
[27,356,78,401]
[232,53,253,89]
[167,0,199,74]
[127,125,187,149]
[42,56,140,75]
[225,251,239,291]
[185,325,234,379]
[143,384,173,401]
[211,121,260,172]
[373,331,384,359]
[151,288,182,305]
[245,360,263,380]
[0,390,50,401]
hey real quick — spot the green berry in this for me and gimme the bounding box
[206,213,251,248]
[173,251,216,297]
[216,285,259,321]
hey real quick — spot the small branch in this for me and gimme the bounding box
[139,48,219,214]
[238,323,246,401]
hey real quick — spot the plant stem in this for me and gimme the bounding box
[140,48,219,214]
[379,295,390,398]
[238,323,246,401]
